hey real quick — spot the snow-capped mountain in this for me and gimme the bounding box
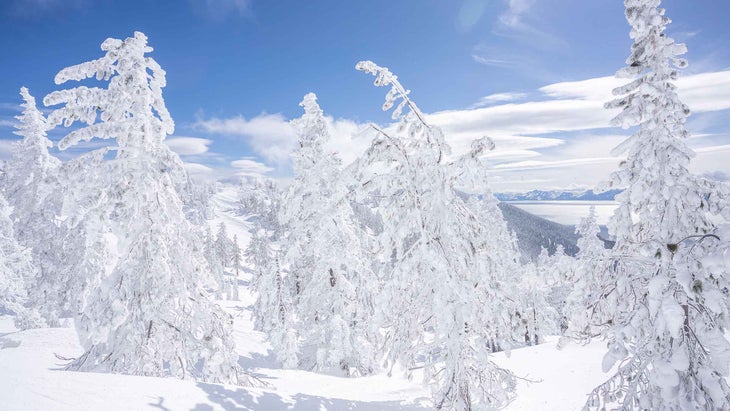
[495,189,622,202]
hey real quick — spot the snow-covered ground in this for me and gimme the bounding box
[0,187,615,410]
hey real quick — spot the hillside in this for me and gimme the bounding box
[0,186,615,410]
[499,202,580,260]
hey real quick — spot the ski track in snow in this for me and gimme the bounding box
[0,186,616,410]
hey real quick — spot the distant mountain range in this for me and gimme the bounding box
[495,189,622,202]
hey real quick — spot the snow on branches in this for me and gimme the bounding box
[42,32,245,384]
[355,60,522,410]
[585,1,730,409]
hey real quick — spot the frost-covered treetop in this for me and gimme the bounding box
[602,0,705,245]
[44,31,173,152]
[355,60,450,162]
[607,0,689,135]
[14,87,51,148]
[292,92,328,149]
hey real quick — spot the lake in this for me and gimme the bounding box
[508,201,619,226]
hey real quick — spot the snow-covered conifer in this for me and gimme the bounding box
[253,253,298,368]
[564,206,609,340]
[229,235,241,301]
[43,31,243,384]
[276,93,377,376]
[2,87,64,326]
[215,223,234,267]
[585,2,730,408]
[0,194,43,330]
[203,226,226,300]
[354,61,520,410]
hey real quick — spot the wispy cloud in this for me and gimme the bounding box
[165,136,212,156]
[0,119,18,128]
[193,70,730,191]
[493,0,567,50]
[470,92,528,108]
[0,102,21,112]
[231,158,273,177]
[498,0,534,29]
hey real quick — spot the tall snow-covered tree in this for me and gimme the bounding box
[215,223,234,267]
[585,2,730,408]
[230,235,241,301]
[253,252,298,368]
[276,93,377,376]
[203,226,226,300]
[2,87,64,326]
[354,61,521,410]
[563,206,609,341]
[43,31,243,384]
[0,193,43,330]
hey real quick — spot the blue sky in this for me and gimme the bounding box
[1,0,729,191]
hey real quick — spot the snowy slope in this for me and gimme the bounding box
[0,185,617,411]
[498,202,580,261]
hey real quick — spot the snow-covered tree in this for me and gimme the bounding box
[0,194,43,330]
[239,177,281,232]
[2,87,64,326]
[203,226,226,300]
[229,235,241,301]
[585,2,730,408]
[276,93,377,376]
[215,223,234,267]
[564,206,609,340]
[354,61,520,410]
[518,247,564,345]
[253,253,298,368]
[43,31,243,384]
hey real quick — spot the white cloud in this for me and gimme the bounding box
[231,158,274,177]
[194,112,372,173]
[0,102,22,112]
[323,117,371,166]
[471,92,527,108]
[0,119,18,128]
[193,70,730,192]
[165,136,212,156]
[498,0,535,28]
[538,71,730,113]
[492,0,566,51]
[195,113,295,166]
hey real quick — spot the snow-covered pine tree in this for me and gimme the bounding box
[0,193,43,330]
[253,252,298,368]
[204,226,226,300]
[43,31,243,384]
[276,92,377,376]
[230,235,241,301]
[354,61,519,410]
[564,206,609,341]
[246,229,271,283]
[215,223,234,266]
[239,177,281,234]
[519,248,561,345]
[585,1,730,408]
[2,87,63,326]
